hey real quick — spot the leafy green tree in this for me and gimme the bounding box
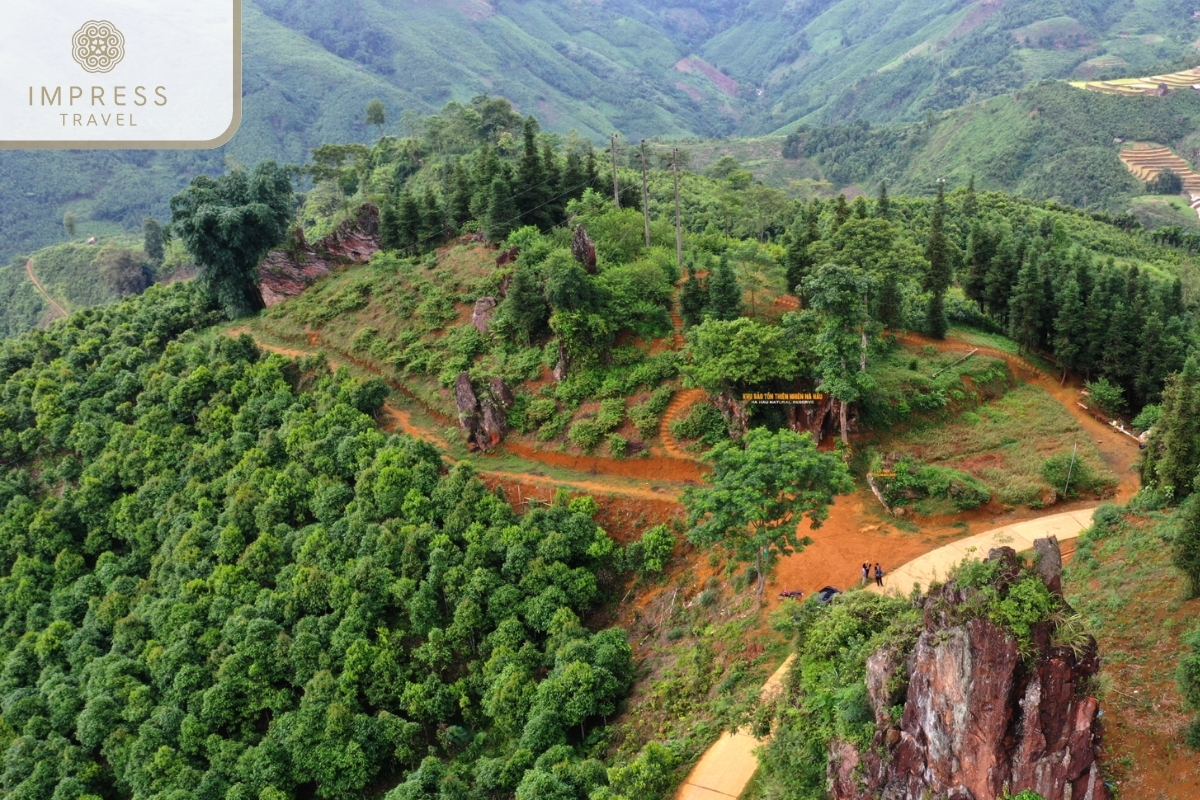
[365,99,387,137]
[707,255,741,321]
[804,262,873,444]
[831,194,850,233]
[169,161,295,317]
[684,428,852,600]
[923,181,951,339]
[682,317,798,421]
[63,211,77,239]
[143,218,165,265]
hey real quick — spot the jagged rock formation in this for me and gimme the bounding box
[472,297,498,333]
[454,371,512,452]
[829,541,1109,800]
[258,204,381,306]
[571,225,597,274]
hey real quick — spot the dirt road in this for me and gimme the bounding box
[25,259,68,320]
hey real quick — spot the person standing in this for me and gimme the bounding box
[874,563,884,587]
[861,562,870,586]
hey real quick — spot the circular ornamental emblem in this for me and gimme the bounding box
[72,21,125,73]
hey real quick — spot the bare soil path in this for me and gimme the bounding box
[25,259,68,321]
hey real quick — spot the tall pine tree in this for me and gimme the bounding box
[516,116,550,230]
[1142,356,1200,500]
[680,266,708,327]
[876,180,890,219]
[1008,254,1043,355]
[484,175,518,243]
[923,182,951,339]
[707,255,742,321]
[784,206,819,299]
[1052,272,1086,382]
[962,175,978,218]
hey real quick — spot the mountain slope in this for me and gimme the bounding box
[4,0,1200,266]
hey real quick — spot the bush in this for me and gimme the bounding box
[1178,625,1200,748]
[1133,403,1161,433]
[1084,377,1126,417]
[877,457,990,511]
[628,386,674,439]
[1148,168,1184,195]
[669,402,726,447]
[568,418,605,451]
[623,524,675,575]
[596,398,626,431]
[607,434,628,459]
[1041,452,1112,498]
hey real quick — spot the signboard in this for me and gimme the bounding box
[0,1,241,149]
[741,392,827,405]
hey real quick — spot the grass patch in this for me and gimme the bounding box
[861,344,1012,429]
[876,382,1115,507]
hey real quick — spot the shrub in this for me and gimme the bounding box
[1041,452,1112,498]
[596,398,626,431]
[877,457,990,511]
[568,418,605,451]
[669,403,726,446]
[607,434,628,459]
[625,524,675,575]
[1179,625,1200,749]
[628,386,674,438]
[527,399,559,426]
[1084,377,1126,417]
[1133,403,1161,433]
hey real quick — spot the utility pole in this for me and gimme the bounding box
[673,148,683,270]
[640,139,651,247]
[611,133,620,210]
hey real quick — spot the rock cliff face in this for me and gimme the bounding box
[258,204,381,306]
[829,541,1109,800]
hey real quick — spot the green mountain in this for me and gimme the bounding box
[3,0,1200,266]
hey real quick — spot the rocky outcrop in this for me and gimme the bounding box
[472,297,498,333]
[258,204,381,306]
[829,541,1109,800]
[571,225,597,274]
[454,372,510,452]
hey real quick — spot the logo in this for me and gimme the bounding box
[71,20,125,74]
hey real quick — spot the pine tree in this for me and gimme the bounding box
[985,235,1019,321]
[707,255,742,321]
[680,266,708,327]
[1136,313,1168,408]
[448,161,473,229]
[542,142,563,225]
[484,176,518,243]
[380,201,401,251]
[783,208,818,298]
[876,180,890,219]
[585,144,599,190]
[563,150,586,201]
[877,268,902,330]
[831,194,850,233]
[1052,272,1085,382]
[923,182,951,339]
[851,196,869,219]
[143,218,165,265]
[963,220,990,311]
[418,187,444,246]
[1142,356,1200,500]
[498,262,548,345]
[1008,254,1043,355]
[1176,486,1200,597]
[516,117,549,229]
[962,175,978,218]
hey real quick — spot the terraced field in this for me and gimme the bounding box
[1071,66,1200,96]
[1119,144,1200,221]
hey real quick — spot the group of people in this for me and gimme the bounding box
[862,562,885,587]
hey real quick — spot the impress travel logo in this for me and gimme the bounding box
[0,2,241,149]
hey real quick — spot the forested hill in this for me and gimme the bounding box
[6,101,1200,798]
[5,0,1200,265]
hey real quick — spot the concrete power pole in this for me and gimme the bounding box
[640,139,651,247]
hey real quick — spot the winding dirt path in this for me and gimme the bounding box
[658,388,707,461]
[25,259,68,320]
